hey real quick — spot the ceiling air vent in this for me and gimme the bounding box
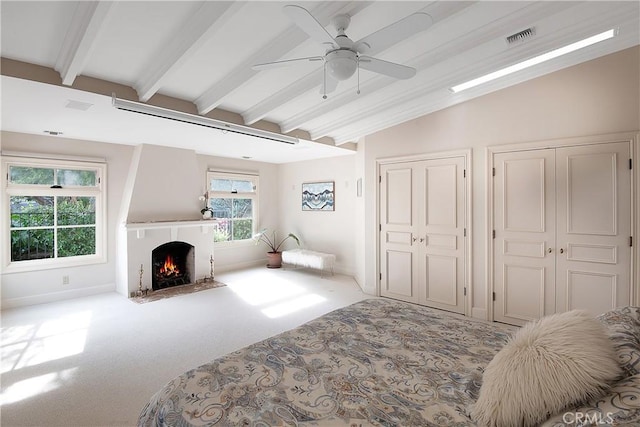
[65,99,93,111]
[506,27,535,45]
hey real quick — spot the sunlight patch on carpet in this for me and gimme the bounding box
[1,368,77,405]
[2,311,91,373]
[229,278,306,306]
[262,294,326,318]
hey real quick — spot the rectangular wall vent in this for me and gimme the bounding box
[506,27,536,45]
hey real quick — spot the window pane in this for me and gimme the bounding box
[9,166,54,185]
[5,158,105,268]
[231,180,254,193]
[210,179,232,192]
[208,172,257,243]
[10,196,54,227]
[232,219,252,240]
[211,198,231,218]
[56,169,97,186]
[213,219,231,242]
[232,199,252,219]
[11,229,54,261]
[58,227,96,257]
[57,197,96,226]
[210,178,255,193]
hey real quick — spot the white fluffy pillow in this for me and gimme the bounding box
[473,310,621,427]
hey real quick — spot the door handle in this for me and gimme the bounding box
[548,248,552,254]
[419,238,425,243]
[412,237,417,243]
[559,248,564,254]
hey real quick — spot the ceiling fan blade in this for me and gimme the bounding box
[253,56,324,70]
[283,5,337,48]
[354,12,433,54]
[358,56,416,79]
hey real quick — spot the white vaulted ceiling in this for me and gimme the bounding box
[1,1,638,163]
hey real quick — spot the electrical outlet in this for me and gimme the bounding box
[62,275,70,285]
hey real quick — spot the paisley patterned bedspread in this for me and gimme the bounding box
[138,298,516,426]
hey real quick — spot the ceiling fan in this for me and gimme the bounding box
[252,5,433,98]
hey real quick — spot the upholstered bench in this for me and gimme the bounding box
[282,249,336,277]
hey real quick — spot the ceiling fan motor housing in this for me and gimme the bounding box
[254,5,432,93]
[326,50,358,80]
[332,14,351,35]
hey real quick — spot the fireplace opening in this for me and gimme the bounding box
[152,241,195,290]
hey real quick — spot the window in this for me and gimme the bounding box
[2,156,107,272]
[207,171,258,243]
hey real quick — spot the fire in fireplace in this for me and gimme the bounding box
[152,241,195,290]
[160,255,178,275]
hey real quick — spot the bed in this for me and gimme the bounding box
[138,299,640,427]
[138,298,514,426]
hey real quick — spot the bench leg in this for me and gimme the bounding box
[282,260,335,278]
[320,265,334,279]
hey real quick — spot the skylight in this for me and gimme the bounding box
[450,29,616,93]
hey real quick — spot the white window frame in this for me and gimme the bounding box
[1,155,107,273]
[206,170,259,245]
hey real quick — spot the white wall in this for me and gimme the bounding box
[126,144,203,223]
[0,134,281,306]
[0,131,134,307]
[360,46,640,317]
[3,47,638,309]
[277,155,358,276]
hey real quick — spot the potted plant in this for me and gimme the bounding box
[199,193,214,219]
[253,228,300,268]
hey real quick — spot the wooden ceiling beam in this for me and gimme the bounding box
[55,1,116,86]
[135,2,246,103]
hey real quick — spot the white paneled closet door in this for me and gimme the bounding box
[380,157,466,314]
[379,164,419,304]
[555,142,632,316]
[493,142,632,326]
[493,149,557,325]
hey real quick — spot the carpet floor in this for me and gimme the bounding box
[0,267,368,427]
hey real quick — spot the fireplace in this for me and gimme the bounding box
[152,241,195,290]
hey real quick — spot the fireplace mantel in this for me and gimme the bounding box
[125,219,218,240]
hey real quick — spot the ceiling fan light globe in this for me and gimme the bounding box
[326,50,357,81]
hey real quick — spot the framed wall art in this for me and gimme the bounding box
[302,181,334,211]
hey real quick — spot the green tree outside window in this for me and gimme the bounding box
[8,165,99,263]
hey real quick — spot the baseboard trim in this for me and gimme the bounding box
[333,264,355,277]
[214,259,264,273]
[1,283,115,309]
[472,307,489,321]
